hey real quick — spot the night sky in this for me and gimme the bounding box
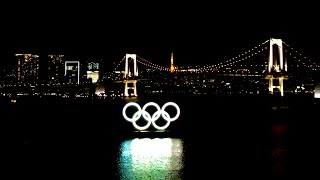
[4,31,319,67]
[3,5,320,68]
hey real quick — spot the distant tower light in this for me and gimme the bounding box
[170,51,175,73]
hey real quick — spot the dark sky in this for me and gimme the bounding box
[4,31,319,67]
[3,4,320,67]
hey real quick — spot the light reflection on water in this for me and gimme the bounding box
[118,138,184,180]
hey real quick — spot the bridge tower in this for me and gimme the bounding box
[124,54,138,97]
[266,38,288,96]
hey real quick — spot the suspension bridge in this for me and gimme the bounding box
[105,38,320,97]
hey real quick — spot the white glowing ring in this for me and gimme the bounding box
[122,102,180,130]
[161,102,180,121]
[122,102,142,122]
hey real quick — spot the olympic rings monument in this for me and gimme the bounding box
[122,102,180,131]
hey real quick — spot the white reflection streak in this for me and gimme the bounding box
[130,138,172,171]
[119,138,184,179]
[315,85,320,98]
[131,138,172,157]
[170,138,184,171]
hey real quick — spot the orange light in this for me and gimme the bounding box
[170,64,175,73]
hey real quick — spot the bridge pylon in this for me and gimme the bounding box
[265,38,288,97]
[124,54,138,97]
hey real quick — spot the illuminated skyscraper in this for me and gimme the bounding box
[87,61,99,83]
[48,55,65,84]
[65,61,80,84]
[16,54,40,85]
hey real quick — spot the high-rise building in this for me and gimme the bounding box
[87,61,99,83]
[65,61,80,84]
[16,54,40,85]
[48,55,65,84]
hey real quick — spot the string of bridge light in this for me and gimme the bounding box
[136,59,170,71]
[136,55,169,71]
[137,59,169,71]
[111,56,126,74]
[198,39,270,71]
[197,39,270,72]
[137,55,168,70]
[283,41,320,69]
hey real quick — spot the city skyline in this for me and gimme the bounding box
[3,7,318,177]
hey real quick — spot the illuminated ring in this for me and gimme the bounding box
[122,102,142,122]
[161,102,180,121]
[142,102,161,120]
[152,111,171,130]
[122,102,180,130]
[132,111,152,130]
[139,102,162,130]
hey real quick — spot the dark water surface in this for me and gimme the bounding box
[3,95,317,179]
